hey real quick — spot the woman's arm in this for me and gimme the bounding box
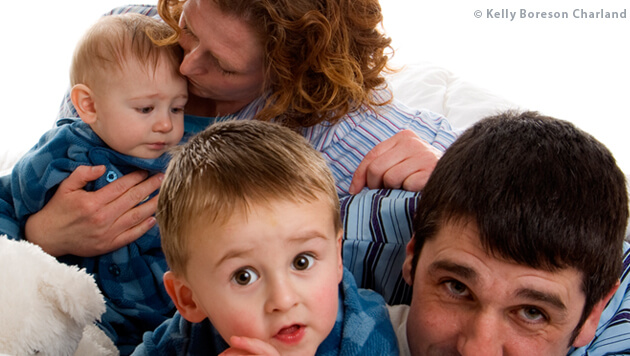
[25,165,162,257]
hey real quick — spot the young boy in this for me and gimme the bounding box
[133,120,399,355]
[0,13,187,354]
[390,111,630,355]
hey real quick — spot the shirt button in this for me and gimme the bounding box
[108,263,121,276]
[106,171,118,182]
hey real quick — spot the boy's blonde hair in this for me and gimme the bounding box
[70,13,182,88]
[157,120,341,275]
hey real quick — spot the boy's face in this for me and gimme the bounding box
[173,195,343,355]
[401,220,606,356]
[89,57,188,159]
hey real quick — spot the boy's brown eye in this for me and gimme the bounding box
[232,268,259,285]
[292,254,314,271]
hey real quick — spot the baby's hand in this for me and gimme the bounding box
[219,336,280,356]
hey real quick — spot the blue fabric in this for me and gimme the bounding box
[341,189,418,305]
[132,268,398,355]
[0,120,175,355]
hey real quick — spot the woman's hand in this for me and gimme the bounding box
[219,336,280,356]
[349,130,442,194]
[24,165,163,257]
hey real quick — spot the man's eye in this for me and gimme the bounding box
[444,280,470,297]
[232,268,259,286]
[518,306,548,323]
[292,254,314,271]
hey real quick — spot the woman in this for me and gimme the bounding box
[25,0,456,264]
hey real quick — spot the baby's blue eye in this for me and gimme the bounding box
[292,254,314,271]
[232,268,259,286]
[137,107,153,114]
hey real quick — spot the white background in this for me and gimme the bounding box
[2,0,628,173]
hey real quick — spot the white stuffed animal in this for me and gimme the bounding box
[0,236,119,356]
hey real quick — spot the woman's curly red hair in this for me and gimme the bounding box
[158,0,394,128]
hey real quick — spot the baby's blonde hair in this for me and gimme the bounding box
[70,13,182,88]
[158,120,341,275]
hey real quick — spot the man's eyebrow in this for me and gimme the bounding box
[516,288,567,312]
[429,260,478,282]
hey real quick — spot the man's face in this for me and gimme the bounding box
[402,220,603,356]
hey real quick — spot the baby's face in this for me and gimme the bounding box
[183,194,343,355]
[89,56,188,159]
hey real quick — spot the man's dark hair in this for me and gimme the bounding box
[411,111,628,332]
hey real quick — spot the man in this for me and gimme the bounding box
[392,111,629,355]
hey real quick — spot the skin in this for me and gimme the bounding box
[177,0,265,117]
[73,57,188,159]
[24,2,441,257]
[401,220,616,356]
[165,195,344,356]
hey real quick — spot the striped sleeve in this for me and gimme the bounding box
[340,189,419,305]
[302,89,460,195]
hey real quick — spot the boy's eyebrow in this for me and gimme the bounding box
[287,231,330,243]
[215,247,256,268]
[429,260,478,283]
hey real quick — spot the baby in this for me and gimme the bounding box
[0,13,187,354]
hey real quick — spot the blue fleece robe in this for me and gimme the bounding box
[131,268,398,355]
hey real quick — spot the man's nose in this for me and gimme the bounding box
[457,311,504,356]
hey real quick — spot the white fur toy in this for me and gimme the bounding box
[0,236,118,356]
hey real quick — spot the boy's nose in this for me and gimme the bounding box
[264,276,299,313]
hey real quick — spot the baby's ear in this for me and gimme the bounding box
[163,271,207,323]
[70,84,97,124]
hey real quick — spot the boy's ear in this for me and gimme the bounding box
[70,84,97,124]
[336,230,344,283]
[402,237,416,286]
[163,271,207,323]
[572,280,620,347]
